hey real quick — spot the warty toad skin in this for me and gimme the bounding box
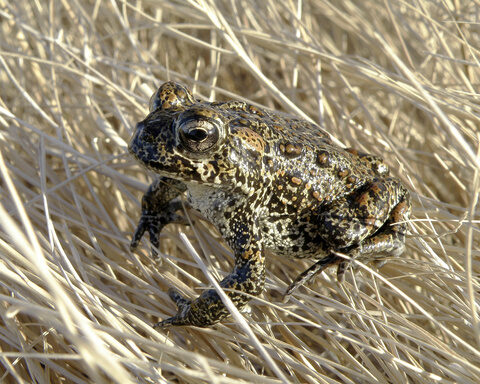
[128,81,411,327]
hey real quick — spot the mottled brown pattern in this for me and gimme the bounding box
[129,81,411,327]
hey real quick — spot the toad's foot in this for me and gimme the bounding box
[155,240,266,327]
[130,177,187,256]
[154,288,194,327]
[283,253,338,300]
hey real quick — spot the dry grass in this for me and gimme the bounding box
[1,0,479,383]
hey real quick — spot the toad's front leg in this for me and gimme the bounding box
[156,221,265,327]
[130,177,187,254]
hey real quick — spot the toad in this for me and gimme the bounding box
[128,81,411,327]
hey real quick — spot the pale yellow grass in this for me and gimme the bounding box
[1,1,479,383]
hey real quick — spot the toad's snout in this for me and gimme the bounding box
[128,121,145,156]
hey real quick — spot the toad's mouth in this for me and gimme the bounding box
[128,132,223,187]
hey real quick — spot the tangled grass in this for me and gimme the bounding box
[1,1,479,383]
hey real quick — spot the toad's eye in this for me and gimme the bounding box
[178,118,220,153]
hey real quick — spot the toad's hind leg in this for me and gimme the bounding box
[336,192,411,279]
[285,181,410,298]
[283,254,338,299]
[284,216,408,299]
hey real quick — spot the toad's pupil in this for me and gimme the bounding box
[187,128,208,142]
